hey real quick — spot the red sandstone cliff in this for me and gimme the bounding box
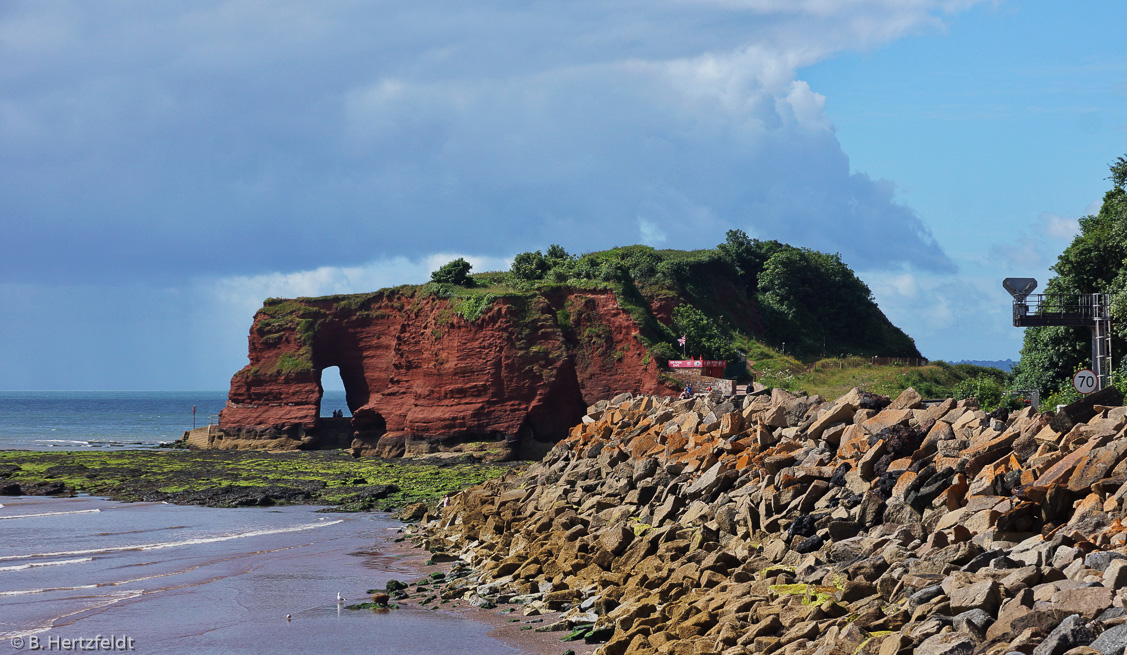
[219,288,677,459]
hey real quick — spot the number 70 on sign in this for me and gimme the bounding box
[1072,369,1098,394]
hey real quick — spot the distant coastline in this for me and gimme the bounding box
[951,358,1014,372]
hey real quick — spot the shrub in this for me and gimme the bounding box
[672,305,737,361]
[431,258,474,287]
[951,374,1021,412]
[454,294,497,321]
[511,251,549,281]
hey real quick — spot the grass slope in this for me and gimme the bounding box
[745,340,1005,400]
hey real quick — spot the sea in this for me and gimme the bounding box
[0,392,526,654]
[0,390,352,451]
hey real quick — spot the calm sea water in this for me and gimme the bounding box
[0,496,522,654]
[0,391,351,450]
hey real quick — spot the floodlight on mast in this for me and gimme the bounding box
[1002,278,1038,303]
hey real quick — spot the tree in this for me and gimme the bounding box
[545,244,571,262]
[716,229,784,295]
[1110,155,1127,191]
[431,258,474,287]
[672,305,736,361]
[1013,154,1127,396]
[753,245,914,357]
[510,251,548,281]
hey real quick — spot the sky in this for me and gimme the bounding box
[1,1,1124,391]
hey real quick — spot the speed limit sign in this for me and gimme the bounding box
[1072,369,1098,394]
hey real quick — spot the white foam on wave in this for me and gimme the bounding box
[0,583,98,598]
[0,509,101,520]
[0,519,345,562]
[0,557,93,573]
[0,541,306,599]
[0,589,143,639]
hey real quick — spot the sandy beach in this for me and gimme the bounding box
[0,495,590,655]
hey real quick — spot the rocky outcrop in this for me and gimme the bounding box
[219,288,676,459]
[412,388,1127,655]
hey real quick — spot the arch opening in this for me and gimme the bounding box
[318,366,352,418]
[308,366,364,450]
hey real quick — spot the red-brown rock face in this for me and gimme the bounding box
[219,289,677,458]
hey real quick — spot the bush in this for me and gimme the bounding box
[672,305,736,361]
[431,258,474,287]
[647,341,677,364]
[951,374,1021,412]
[454,293,497,321]
[545,244,572,263]
[1043,384,1081,412]
[511,251,549,281]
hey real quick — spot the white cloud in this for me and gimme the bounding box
[984,209,1083,276]
[863,266,1021,360]
[207,254,513,309]
[1042,212,1080,240]
[886,272,920,297]
[988,238,1050,271]
[780,81,831,131]
[0,1,1004,390]
[638,218,668,245]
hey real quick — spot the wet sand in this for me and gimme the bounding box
[384,536,599,655]
[0,496,595,655]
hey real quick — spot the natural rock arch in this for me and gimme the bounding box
[219,289,674,458]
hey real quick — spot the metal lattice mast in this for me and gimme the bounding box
[1092,293,1113,390]
[1006,279,1115,392]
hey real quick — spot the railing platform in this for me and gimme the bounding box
[1013,293,1109,327]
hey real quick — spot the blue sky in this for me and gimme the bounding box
[1,1,1124,390]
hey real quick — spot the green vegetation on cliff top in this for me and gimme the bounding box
[249,234,921,378]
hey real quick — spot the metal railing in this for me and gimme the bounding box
[1013,293,1110,324]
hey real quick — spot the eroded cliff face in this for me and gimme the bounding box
[219,288,676,458]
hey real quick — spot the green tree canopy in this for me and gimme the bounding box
[430,258,474,287]
[672,305,737,361]
[751,244,915,358]
[511,251,549,281]
[545,244,572,262]
[717,229,785,295]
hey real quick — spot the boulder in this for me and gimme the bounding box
[915,632,975,655]
[1033,614,1095,655]
[949,579,1002,616]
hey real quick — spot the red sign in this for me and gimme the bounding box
[668,360,726,368]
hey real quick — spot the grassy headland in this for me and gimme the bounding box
[248,234,923,381]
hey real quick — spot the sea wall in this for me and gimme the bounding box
[416,387,1127,655]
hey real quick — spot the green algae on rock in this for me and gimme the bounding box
[0,449,515,511]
